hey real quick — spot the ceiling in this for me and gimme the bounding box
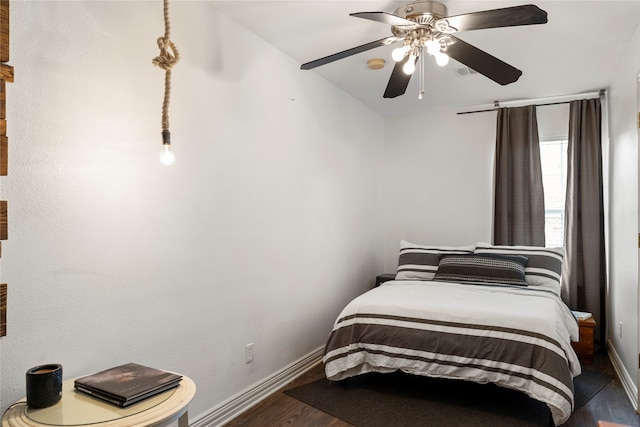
[209,1,640,116]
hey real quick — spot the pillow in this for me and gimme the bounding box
[395,240,475,281]
[474,242,564,291]
[432,253,528,286]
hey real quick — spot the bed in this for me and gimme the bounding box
[323,241,581,426]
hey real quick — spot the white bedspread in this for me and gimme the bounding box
[323,280,581,425]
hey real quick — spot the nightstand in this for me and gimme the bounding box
[375,273,396,287]
[2,376,195,427]
[571,315,596,364]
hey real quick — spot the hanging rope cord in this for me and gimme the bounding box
[152,0,180,140]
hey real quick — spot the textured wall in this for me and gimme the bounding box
[1,0,385,418]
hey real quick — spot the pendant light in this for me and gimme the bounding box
[152,0,180,166]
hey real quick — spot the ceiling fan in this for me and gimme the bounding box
[300,2,548,99]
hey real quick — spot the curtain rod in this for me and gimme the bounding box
[457,89,605,115]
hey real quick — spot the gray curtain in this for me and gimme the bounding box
[562,98,606,347]
[493,106,546,246]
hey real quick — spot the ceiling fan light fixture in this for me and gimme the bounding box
[392,46,408,62]
[403,54,417,74]
[435,52,449,66]
[425,38,441,55]
[300,1,549,99]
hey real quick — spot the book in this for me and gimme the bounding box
[74,363,182,407]
[572,310,593,320]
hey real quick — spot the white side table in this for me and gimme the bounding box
[3,376,195,427]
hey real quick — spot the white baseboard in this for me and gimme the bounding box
[607,339,638,412]
[190,346,324,427]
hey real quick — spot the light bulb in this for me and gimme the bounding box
[391,46,407,62]
[403,55,416,75]
[425,39,441,55]
[435,52,449,66]
[159,143,176,166]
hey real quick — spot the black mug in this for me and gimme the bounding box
[26,364,63,408]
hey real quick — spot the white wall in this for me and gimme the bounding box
[1,0,384,419]
[382,108,496,270]
[608,22,640,395]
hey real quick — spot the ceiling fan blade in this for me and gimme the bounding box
[383,56,415,98]
[300,36,400,70]
[444,35,522,85]
[438,4,547,32]
[350,11,417,28]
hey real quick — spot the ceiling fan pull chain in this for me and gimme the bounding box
[418,49,425,100]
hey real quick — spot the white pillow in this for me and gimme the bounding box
[395,240,475,281]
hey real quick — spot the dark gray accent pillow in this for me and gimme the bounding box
[474,242,564,292]
[432,254,529,286]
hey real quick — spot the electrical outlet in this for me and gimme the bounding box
[245,343,254,364]
[618,321,623,339]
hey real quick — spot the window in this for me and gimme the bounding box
[539,139,568,247]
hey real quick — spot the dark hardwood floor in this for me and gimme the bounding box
[564,352,639,427]
[223,351,639,427]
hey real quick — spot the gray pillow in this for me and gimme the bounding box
[474,242,564,292]
[432,253,528,286]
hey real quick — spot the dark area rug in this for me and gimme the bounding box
[285,369,613,427]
